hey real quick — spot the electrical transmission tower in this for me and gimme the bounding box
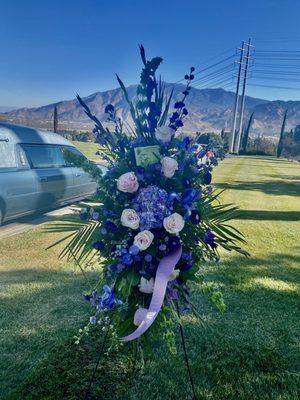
[229,41,245,153]
[230,38,254,153]
[234,38,254,154]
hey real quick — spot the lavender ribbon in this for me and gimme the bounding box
[122,245,182,342]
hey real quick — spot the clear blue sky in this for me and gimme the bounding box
[1,0,300,107]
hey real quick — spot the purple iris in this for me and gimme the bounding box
[203,171,212,185]
[180,262,193,272]
[105,220,118,233]
[92,241,105,251]
[166,286,179,305]
[168,236,181,252]
[174,101,185,109]
[144,254,152,263]
[183,178,191,188]
[105,104,115,114]
[197,150,207,159]
[92,212,99,220]
[180,188,201,207]
[177,137,191,150]
[190,209,201,224]
[101,285,122,310]
[204,229,217,248]
[108,263,125,277]
[79,208,88,221]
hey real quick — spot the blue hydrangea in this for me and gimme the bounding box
[132,185,172,230]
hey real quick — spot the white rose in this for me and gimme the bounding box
[139,277,155,294]
[168,269,180,281]
[161,156,178,178]
[133,230,154,251]
[120,209,140,230]
[155,126,174,143]
[163,212,185,234]
[133,307,148,326]
[117,172,139,193]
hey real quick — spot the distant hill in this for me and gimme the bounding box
[0,106,18,113]
[3,84,300,136]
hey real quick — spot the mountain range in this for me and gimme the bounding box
[2,83,300,136]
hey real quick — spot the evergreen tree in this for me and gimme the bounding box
[240,112,254,153]
[53,105,58,133]
[277,110,288,158]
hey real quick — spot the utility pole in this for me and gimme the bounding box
[235,38,254,154]
[229,41,245,153]
[53,105,58,133]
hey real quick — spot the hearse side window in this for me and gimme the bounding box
[16,144,30,168]
[0,140,17,168]
[62,146,85,166]
[22,144,66,169]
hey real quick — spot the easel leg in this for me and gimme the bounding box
[177,305,197,400]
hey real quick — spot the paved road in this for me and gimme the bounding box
[0,206,78,240]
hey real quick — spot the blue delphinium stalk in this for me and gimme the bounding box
[169,67,195,131]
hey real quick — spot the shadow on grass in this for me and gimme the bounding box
[266,174,300,182]
[215,180,300,196]
[0,267,100,400]
[233,210,300,221]
[4,250,300,400]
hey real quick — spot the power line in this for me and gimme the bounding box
[175,53,236,83]
[192,63,234,84]
[253,68,300,74]
[254,56,300,61]
[255,50,300,54]
[193,54,235,76]
[194,72,232,89]
[251,75,300,82]
[193,67,234,87]
[222,82,235,90]
[196,76,233,89]
[248,83,300,90]
[253,63,300,69]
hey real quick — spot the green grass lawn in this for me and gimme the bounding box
[72,140,102,162]
[1,156,299,399]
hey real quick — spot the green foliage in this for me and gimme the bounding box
[211,291,226,313]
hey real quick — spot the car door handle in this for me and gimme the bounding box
[75,173,82,177]
[39,176,48,182]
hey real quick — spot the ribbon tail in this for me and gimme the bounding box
[122,245,182,342]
